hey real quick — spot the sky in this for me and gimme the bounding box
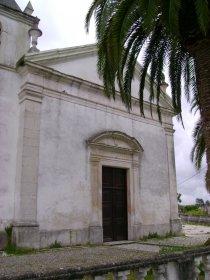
[16,0,209,205]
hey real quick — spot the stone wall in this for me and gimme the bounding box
[180,214,210,225]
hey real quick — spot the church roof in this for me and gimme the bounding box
[0,0,21,11]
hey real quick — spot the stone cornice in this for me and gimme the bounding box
[17,60,94,89]
[24,44,97,64]
[17,60,174,115]
[18,88,43,104]
[24,45,174,113]
[0,5,37,26]
[24,44,173,111]
[17,61,176,133]
[0,63,16,72]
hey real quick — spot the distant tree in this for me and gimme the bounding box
[177,193,182,204]
[195,198,205,207]
[206,200,210,206]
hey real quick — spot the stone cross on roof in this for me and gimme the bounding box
[0,0,21,11]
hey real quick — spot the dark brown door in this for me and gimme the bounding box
[102,166,128,242]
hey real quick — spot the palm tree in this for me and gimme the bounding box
[85,0,210,190]
[190,95,206,178]
[191,95,206,172]
[191,118,206,168]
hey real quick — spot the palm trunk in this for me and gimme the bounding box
[194,40,210,191]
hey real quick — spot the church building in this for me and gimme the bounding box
[0,1,181,248]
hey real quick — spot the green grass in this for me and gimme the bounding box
[183,221,210,227]
[144,268,154,280]
[179,205,207,216]
[187,209,207,216]
[140,231,178,242]
[4,241,63,255]
[49,240,62,249]
[4,243,36,255]
[159,246,187,254]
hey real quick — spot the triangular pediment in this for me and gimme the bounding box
[25,44,173,112]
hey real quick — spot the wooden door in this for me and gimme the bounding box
[102,166,128,242]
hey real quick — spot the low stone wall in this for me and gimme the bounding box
[1,247,210,279]
[180,214,210,225]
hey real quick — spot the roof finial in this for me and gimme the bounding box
[160,73,169,93]
[24,1,34,15]
[28,17,42,53]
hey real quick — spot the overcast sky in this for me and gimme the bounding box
[16,0,209,205]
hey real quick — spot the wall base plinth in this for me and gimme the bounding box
[170,218,182,235]
[12,222,40,248]
[89,224,103,244]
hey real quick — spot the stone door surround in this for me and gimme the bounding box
[87,131,143,243]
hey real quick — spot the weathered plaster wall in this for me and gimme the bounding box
[6,55,180,247]
[0,12,33,67]
[0,69,20,230]
[0,7,34,243]
[46,54,151,102]
[37,88,171,235]
[0,4,180,248]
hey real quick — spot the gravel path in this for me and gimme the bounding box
[183,224,210,235]
[140,234,210,247]
[1,224,210,279]
[137,224,210,247]
[0,246,155,279]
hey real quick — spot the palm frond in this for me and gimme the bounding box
[169,41,184,122]
[86,0,210,188]
[160,0,181,35]
[138,0,159,32]
[195,0,210,35]
[191,118,206,170]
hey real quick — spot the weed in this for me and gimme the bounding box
[5,225,13,240]
[82,276,91,280]
[4,225,15,254]
[106,272,114,280]
[49,240,62,249]
[159,246,186,254]
[5,245,36,255]
[198,262,205,276]
[127,271,137,280]
[144,268,154,280]
[141,231,177,242]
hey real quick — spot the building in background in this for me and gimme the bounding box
[0,0,181,248]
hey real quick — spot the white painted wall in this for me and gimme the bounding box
[0,7,34,230]
[0,69,20,229]
[37,89,171,231]
[47,54,151,102]
[0,7,179,242]
[0,12,32,67]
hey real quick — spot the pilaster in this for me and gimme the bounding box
[164,125,182,234]
[13,89,43,247]
[89,156,103,244]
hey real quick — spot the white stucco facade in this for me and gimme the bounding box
[0,2,181,248]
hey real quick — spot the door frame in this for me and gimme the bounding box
[87,131,143,243]
[102,166,128,242]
